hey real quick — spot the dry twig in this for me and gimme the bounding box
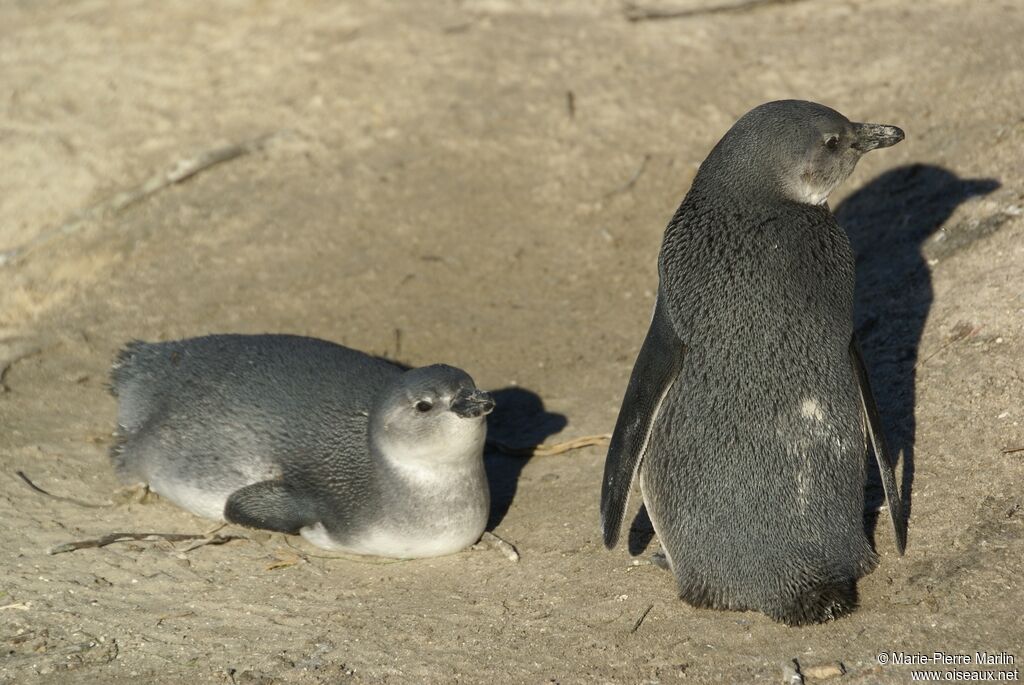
[916,322,981,367]
[0,133,282,266]
[16,470,113,509]
[488,434,610,457]
[630,603,654,633]
[0,340,42,392]
[48,532,242,555]
[624,0,805,22]
[604,155,651,198]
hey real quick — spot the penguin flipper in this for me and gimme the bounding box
[601,294,686,549]
[224,480,319,535]
[850,339,907,555]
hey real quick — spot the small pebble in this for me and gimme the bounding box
[803,662,846,680]
[782,658,803,684]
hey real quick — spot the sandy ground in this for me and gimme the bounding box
[1,0,1022,682]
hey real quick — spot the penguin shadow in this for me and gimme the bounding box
[627,506,657,557]
[483,387,567,530]
[834,164,1000,544]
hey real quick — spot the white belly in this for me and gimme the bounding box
[148,478,231,521]
[299,520,485,559]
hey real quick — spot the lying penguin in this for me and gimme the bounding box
[601,100,907,625]
[109,334,494,558]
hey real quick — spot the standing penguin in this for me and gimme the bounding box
[110,334,495,558]
[600,100,906,625]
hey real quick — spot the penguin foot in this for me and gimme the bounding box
[651,549,672,572]
[471,532,520,562]
[111,482,151,505]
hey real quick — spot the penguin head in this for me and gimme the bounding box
[697,100,904,206]
[370,364,493,465]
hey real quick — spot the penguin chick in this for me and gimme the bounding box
[601,100,906,625]
[109,334,494,559]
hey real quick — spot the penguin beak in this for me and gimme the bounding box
[851,122,905,152]
[450,388,495,419]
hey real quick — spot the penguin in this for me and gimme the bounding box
[109,334,495,559]
[600,100,907,625]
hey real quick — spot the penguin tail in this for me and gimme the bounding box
[774,578,858,626]
[108,430,131,476]
[106,340,158,482]
[107,340,149,397]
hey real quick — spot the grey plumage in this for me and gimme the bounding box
[601,100,906,625]
[110,334,494,558]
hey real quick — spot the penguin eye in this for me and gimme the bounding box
[415,400,433,413]
[825,135,840,151]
